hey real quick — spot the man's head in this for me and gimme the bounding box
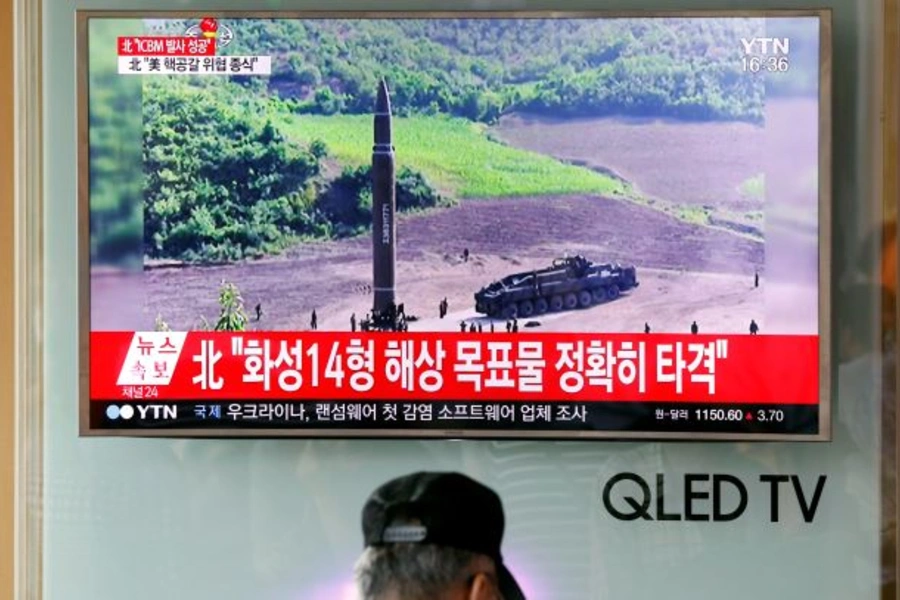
[355,472,525,600]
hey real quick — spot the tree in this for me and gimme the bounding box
[154,280,249,332]
[309,139,329,159]
[214,281,249,332]
[142,80,326,262]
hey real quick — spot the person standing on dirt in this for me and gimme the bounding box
[463,248,470,263]
[351,313,357,332]
[490,322,495,333]
[644,322,650,334]
[754,271,760,288]
[750,319,759,335]
[311,310,318,331]
[255,303,263,322]
[691,321,698,334]
[460,321,467,332]
[506,320,511,333]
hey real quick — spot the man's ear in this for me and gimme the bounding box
[467,572,501,600]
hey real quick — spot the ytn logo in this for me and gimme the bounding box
[106,404,178,421]
[602,473,826,523]
[740,37,791,55]
[138,404,178,420]
[106,404,135,420]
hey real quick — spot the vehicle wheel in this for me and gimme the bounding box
[607,285,620,300]
[502,304,518,320]
[534,297,549,315]
[592,287,607,303]
[564,293,578,310]
[549,295,564,312]
[578,290,593,308]
[518,300,534,318]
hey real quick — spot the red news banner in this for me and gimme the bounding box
[117,36,216,57]
[89,332,819,405]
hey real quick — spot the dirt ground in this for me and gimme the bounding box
[91,193,795,334]
[491,98,816,215]
[493,112,764,212]
[310,266,812,336]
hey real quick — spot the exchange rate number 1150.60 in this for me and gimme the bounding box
[694,409,744,421]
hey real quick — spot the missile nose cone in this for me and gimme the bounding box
[376,78,392,115]
[374,78,393,147]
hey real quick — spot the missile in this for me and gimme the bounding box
[372,78,396,316]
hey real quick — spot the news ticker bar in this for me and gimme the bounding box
[89,401,819,435]
[91,331,820,404]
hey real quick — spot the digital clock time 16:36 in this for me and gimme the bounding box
[742,55,790,73]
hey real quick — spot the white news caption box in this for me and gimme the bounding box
[118,55,272,75]
[116,332,189,387]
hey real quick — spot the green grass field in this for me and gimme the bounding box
[276,113,630,199]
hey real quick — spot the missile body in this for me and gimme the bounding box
[372,78,396,315]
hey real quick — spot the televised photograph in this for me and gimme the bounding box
[81,12,828,439]
[88,14,823,338]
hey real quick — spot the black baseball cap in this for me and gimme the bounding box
[362,471,526,600]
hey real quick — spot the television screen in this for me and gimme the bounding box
[80,10,831,440]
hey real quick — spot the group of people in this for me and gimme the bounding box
[356,302,411,332]
[643,319,760,335]
[309,266,764,335]
[254,268,763,333]
[295,307,762,336]
[460,320,488,333]
[337,311,762,335]
[455,318,522,333]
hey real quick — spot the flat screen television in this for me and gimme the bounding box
[79,9,832,440]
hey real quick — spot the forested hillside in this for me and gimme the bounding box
[89,16,821,265]
[139,79,451,262]
[151,17,796,124]
[89,18,144,266]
